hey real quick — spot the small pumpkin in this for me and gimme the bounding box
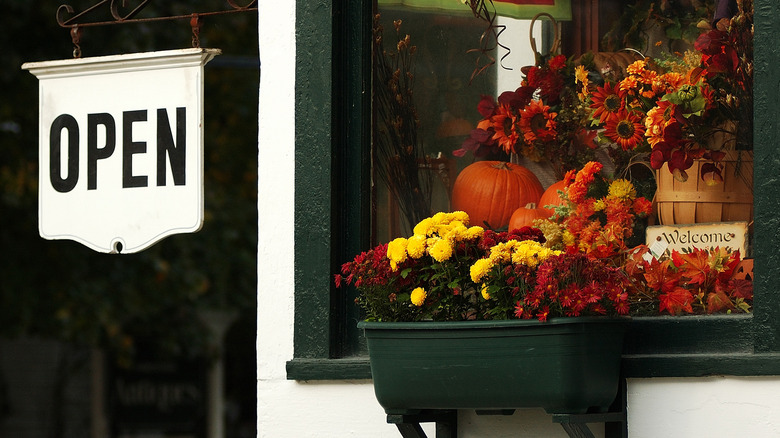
[509,203,550,231]
[538,180,568,215]
[451,161,543,229]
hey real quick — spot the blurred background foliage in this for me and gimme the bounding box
[0,0,258,365]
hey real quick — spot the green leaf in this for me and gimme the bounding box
[665,22,683,40]
[682,25,703,43]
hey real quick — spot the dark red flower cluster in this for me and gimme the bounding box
[335,243,415,292]
[695,30,740,79]
[525,54,566,106]
[515,253,630,321]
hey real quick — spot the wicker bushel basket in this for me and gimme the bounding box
[655,151,753,225]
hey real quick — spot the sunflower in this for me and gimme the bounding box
[605,109,646,150]
[483,104,518,154]
[518,99,557,145]
[589,82,623,124]
[574,65,590,99]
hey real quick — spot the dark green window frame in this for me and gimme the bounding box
[286,0,780,381]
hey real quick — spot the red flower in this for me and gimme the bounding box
[514,301,524,318]
[477,95,497,118]
[537,305,550,322]
[632,197,653,216]
[694,30,728,55]
[548,54,566,71]
[706,50,739,75]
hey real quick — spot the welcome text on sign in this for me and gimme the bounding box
[49,107,186,192]
[658,228,735,246]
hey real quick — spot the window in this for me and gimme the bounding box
[287,0,780,381]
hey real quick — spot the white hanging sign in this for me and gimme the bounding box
[22,48,220,254]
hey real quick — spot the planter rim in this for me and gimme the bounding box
[358,316,628,330]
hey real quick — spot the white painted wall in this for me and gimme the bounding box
[256,4,780,438]
[627,377,780,437]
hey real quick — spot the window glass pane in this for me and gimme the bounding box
[372,7,542,241]
[369,1,755,317]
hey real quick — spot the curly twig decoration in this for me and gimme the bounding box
[463,0,513,83]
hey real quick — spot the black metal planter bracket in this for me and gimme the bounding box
[552,411,627,438]
[387,408,626,438]
[386,410,458,438]
[386,379,627,438]
[553,377,628,438]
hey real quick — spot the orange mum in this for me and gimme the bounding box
[644,100,675,148]
[567,161,603,204]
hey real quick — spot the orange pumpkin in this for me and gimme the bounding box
[451,161,543,229]
[508,203,549,231]
[538,180,567,215]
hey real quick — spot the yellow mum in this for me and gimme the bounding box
[431,212,448,223]
[464,226,484,240]
[481,284,491,300]
[413,218,434,236]
[451,211,470,225]
[410,287,427,306]
[387,237,409,264]
[488,242,513,263]
[444,222,468,242]
[511,243,533,266]
[406,234,427,259]
[607,179,637,200]
[514,240,546,267]
[562,231,575,248]
[470,258,493,283]
[429,238,454,262]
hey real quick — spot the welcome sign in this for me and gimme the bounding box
[23,48,220,253]
[645,221,749,259]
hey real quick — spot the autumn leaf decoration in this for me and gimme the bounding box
[628,246,753,315]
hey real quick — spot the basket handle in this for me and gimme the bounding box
[529,12,561,63]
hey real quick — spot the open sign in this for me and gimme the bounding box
[23,48,220,253]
